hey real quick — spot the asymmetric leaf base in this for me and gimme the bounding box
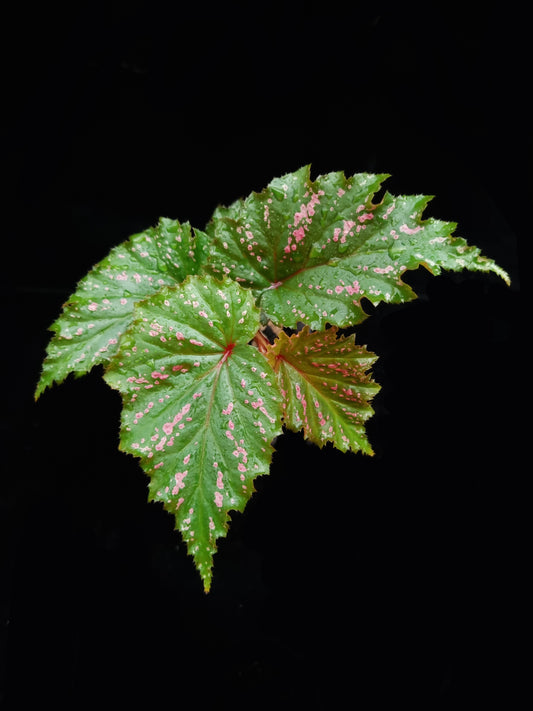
[36,166,509,591]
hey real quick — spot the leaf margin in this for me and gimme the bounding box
[35,217,208,399]
[265,325,381,455]
[103,273,284,591]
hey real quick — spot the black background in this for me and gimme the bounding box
[3,1,524,708]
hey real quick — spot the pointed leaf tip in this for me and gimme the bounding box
[35,218,208,395]
[266,325,380,454]
[104,274,284,590]
[205,167,510,330]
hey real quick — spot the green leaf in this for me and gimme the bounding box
[205,166,510,330]
[266,326,380,454]
[34,165,511,593]
[35,218,208,398]
[104,275,283,592]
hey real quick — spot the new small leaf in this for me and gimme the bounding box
[266,326,380,454]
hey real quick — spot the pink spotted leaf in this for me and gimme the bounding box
[35,165,511,593]
[204,166,510,330]
[35,218,208,398]
[266,326,380,454]
[103,275,283,592]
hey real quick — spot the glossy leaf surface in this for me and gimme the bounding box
[35,165,511,592]
[266,326,380,454]
[35,218,208,397]
[205,166,510,329]
[104,275,282,591]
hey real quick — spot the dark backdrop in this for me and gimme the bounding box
[4,2,524,708]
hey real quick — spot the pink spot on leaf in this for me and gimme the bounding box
[172,471,188,495]
[382,203,395,219]
[343,219,357,234]
[400,223,423,235]
[293,226,305,243]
